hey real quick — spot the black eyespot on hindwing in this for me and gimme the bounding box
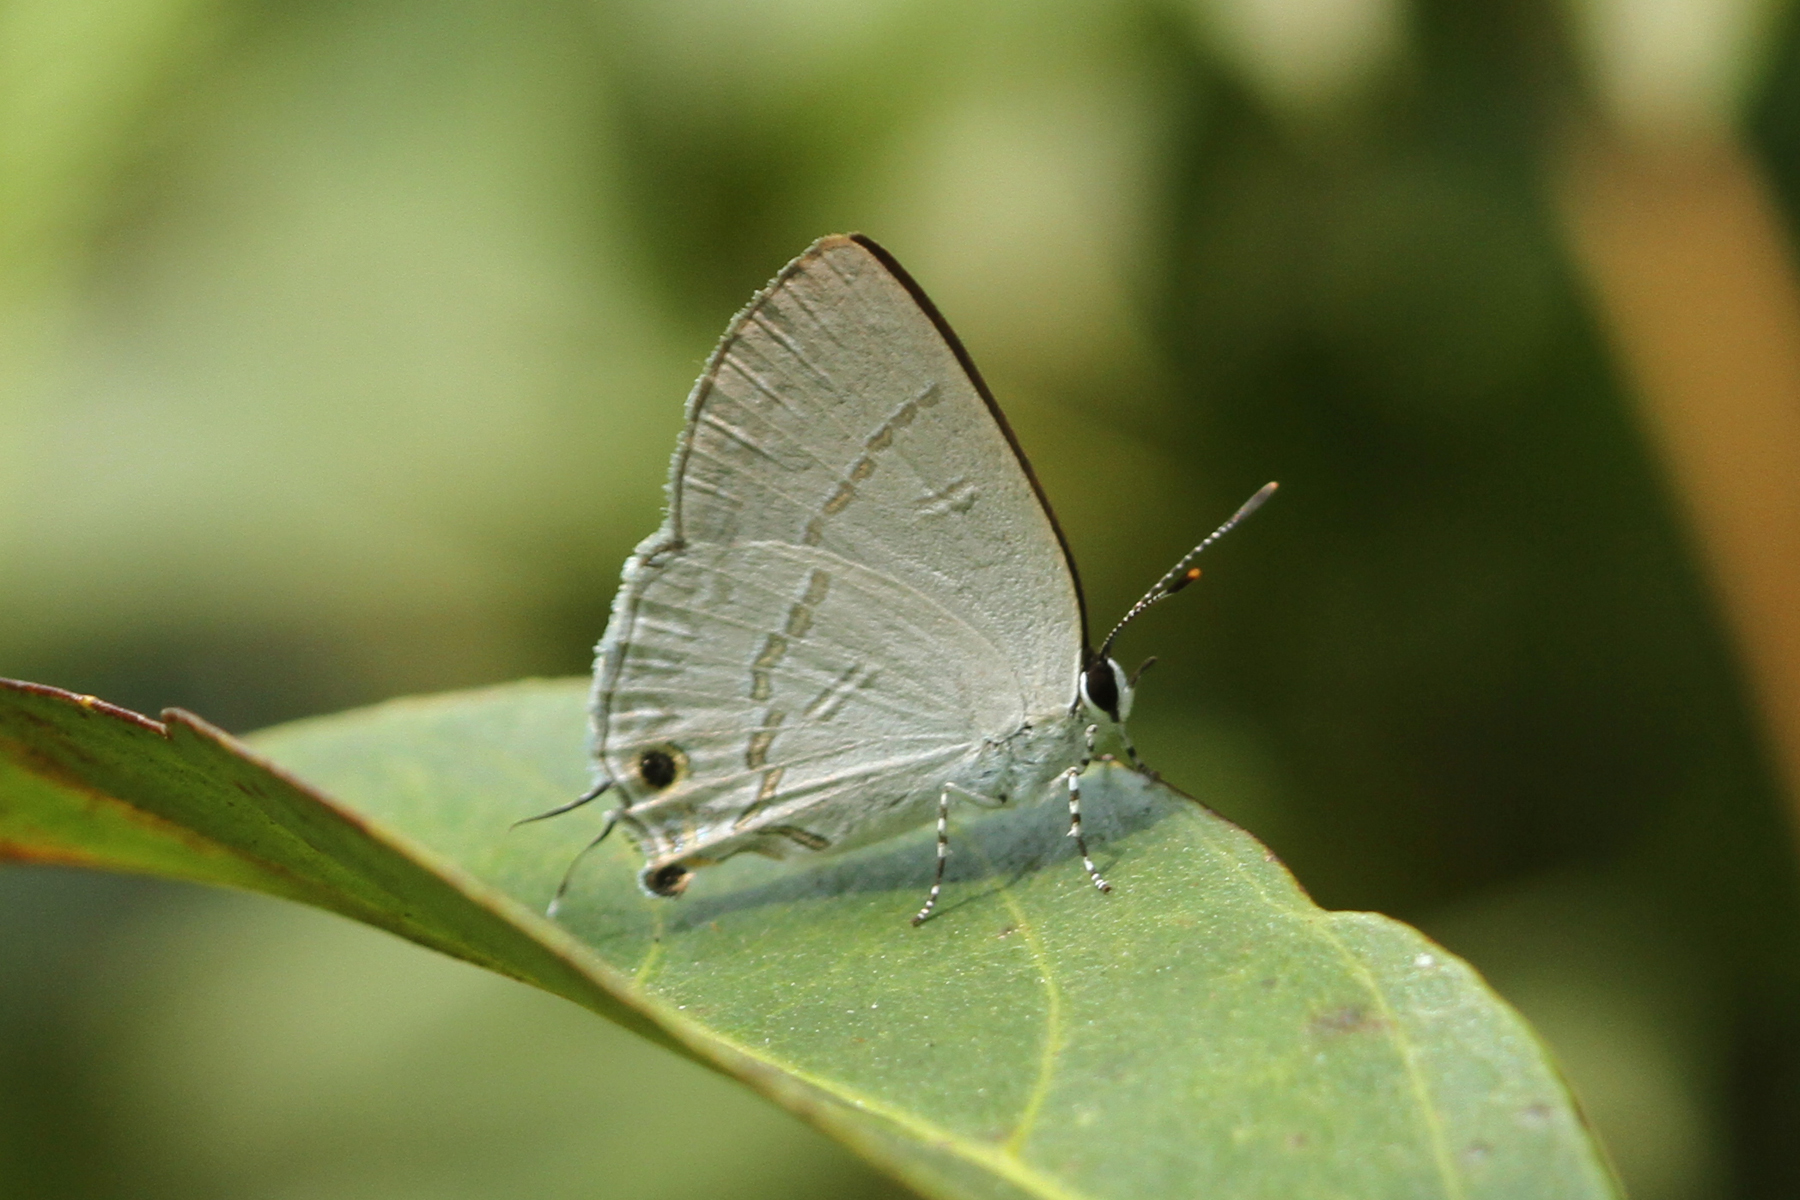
[636,746,683,790]
[645,862,692,896]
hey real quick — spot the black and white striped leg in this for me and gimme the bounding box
[1121,732,1149,775]
[911,783,1005,926]
[911,784,954,926]
[1067,724,1112,894]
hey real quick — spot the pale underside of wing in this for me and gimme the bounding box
[593,235,1085,863]
[605,542,1022,860]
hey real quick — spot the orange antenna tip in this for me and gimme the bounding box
[1096,483,1277,657]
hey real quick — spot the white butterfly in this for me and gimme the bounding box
[540,234,1273,924]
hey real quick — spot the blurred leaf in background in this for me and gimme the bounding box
[3,0,1799,1198]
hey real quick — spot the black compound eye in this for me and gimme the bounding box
[635,746,683,790]
[645,862,692,896]
[1083,657,1121,721]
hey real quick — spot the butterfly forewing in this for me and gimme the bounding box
[593,235,1085,865]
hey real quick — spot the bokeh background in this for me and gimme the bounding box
[5,0,1800,1196]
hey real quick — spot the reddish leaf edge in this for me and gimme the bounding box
[0,680,757,1052]
[0,677,1071,1200]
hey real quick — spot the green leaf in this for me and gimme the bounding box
[0,676,1619,1199]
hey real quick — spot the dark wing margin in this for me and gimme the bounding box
[846,232,1093,659]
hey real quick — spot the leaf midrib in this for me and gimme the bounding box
[615,823,1086,1199]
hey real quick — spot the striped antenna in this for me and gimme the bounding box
[1097,481,1278,658]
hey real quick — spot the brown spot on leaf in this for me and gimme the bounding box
[1516,1103,1553,1129]
[1311,1005,1386,1036]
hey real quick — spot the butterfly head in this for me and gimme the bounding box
[1079,655,1134,726]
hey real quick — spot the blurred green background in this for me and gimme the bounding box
[5,0,1800,1196]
